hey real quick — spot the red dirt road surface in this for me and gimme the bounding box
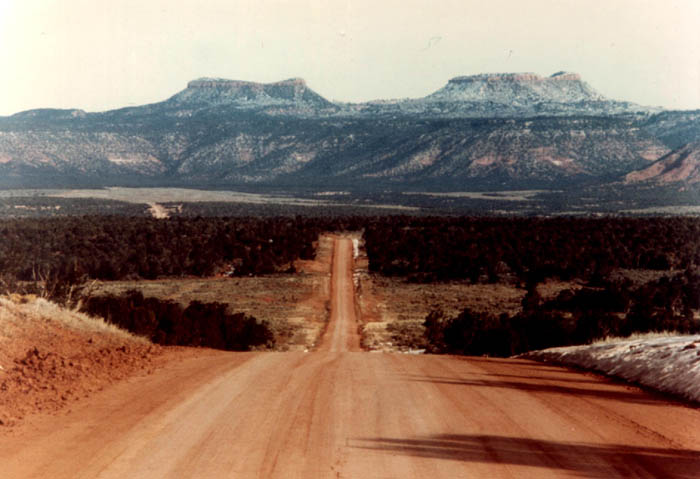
[1,237,699,478]
[316,237,361,353]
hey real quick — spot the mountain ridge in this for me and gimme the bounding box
[3,71,656,119]
[0,71,698,197]
[625,143,700,185]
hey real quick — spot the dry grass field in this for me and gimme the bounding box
[356,271,583,352]
[83,230,670,355]
[357,273,521,351]
[88,234,335,351]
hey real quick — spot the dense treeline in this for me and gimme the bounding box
[2,215,700,291]
[0,216,361,288]
[83,290,273,350]
[2,214,700,355]
[424,270,700,356]
[364,217,700,283]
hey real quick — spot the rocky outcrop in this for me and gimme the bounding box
[642,110,700,148]
[625,144,700,185]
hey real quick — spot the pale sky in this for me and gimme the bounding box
[0,0,699,115]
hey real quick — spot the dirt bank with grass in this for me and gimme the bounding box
[0,295,173,427]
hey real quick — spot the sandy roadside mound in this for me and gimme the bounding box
[0,295,164,428]
[524,333,700,404]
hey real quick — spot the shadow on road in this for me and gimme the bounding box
[399,358,680,406]
[402,374,666,405]
[352,434,700,478]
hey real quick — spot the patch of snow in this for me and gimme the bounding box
[403,349,426,355]
[108,157,138,164]
[314,191,350,196]
[524,334,700,403]
[622,205,700,215]
[147,202,169,219]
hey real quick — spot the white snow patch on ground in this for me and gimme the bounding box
[524,334,700,403]
[147,202,169,219]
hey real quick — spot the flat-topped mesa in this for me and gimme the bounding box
[549,71,582,81]
[186,77,307,90]
[11,108,88,119]
[427,71,605,104]
[169,77,334,109]
[447,72,582,84]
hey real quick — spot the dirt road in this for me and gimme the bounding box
[1,237,699,478]
[316,237,361,353]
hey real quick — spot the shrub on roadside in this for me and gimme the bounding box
[424,275,700,357]
[82,290,273,351]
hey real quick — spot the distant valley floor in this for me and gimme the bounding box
[1,185,699,217]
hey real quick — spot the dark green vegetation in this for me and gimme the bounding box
[424,274,700,356]
[364,216,700,282]
[83,290,273,351]
[364,216,700,355]
[0,215,358,351]
[0,216,360,288]
[1,215,699,355]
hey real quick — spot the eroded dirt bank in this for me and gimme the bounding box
[0,296,169,428]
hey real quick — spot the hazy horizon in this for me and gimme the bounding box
[1,0,699,115]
